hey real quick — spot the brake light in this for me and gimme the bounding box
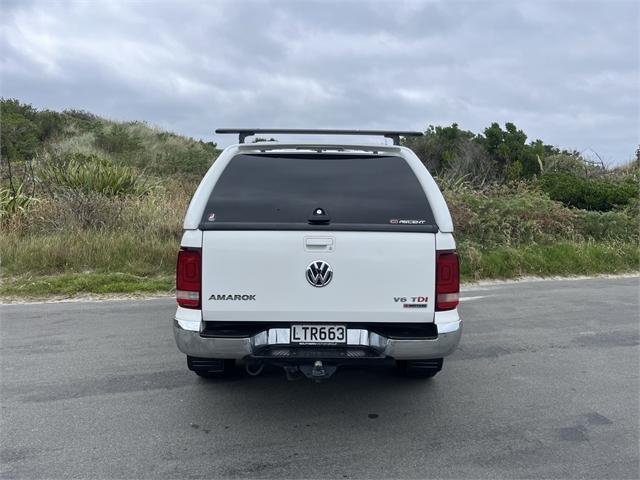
[436,250,459,311]
[176,249,201,308]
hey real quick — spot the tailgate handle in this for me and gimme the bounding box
[305,237,334,251]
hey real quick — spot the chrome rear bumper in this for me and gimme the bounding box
[173,319,462,361]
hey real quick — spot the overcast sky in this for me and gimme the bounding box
[1,0,638,163]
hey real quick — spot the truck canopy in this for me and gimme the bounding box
[199,153,437,233]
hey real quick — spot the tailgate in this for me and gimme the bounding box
[201,230,435,323]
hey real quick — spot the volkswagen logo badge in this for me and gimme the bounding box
[306,261,333,287]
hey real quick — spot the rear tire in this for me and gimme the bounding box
[187,356,235,379]
[397,358,443,378]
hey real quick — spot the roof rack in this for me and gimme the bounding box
[214,128,423,145]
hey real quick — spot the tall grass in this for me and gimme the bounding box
[1,230,177,276]
[459,241,639,280]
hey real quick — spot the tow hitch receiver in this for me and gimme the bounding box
[298,361,337,382]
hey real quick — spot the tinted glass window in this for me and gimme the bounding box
[200,154,436,231]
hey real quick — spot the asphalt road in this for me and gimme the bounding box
[1,277,639,479]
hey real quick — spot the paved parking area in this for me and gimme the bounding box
[1,276,638,478]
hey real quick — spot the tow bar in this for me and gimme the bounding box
[299,361,337,382]
[283,361,337,382]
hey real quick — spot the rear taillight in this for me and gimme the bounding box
[436,250,459,311]
[176,249,201,308]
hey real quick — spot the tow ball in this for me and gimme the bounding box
[298,361,337,382]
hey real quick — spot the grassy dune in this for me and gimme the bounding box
[1,100,638,297]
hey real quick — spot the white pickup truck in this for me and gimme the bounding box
[173,129,462,381]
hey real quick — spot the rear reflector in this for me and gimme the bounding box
[436,250,459,311]
[176,249,201,308]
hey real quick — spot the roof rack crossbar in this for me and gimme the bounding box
[215,128,423,145]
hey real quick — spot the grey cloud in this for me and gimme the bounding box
[1,0,637,163]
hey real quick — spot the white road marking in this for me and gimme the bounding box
[459,295,490,302]
[461,272,638,292]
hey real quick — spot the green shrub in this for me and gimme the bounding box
[39,153,154,197]
[0,183,36,221]
[94,124,143,154]
[542,153,600,176]
[443,184,577,247]
[0,99,40,162]
[538,172,638,211]
[574,209,640,242]
[62,109,103,133]
[35,110,68,141]
[444,182,639,246]
[152,145,213,176]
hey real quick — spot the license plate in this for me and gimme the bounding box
[290,325,347,344]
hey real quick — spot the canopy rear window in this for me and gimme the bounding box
[200,153,436,232]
